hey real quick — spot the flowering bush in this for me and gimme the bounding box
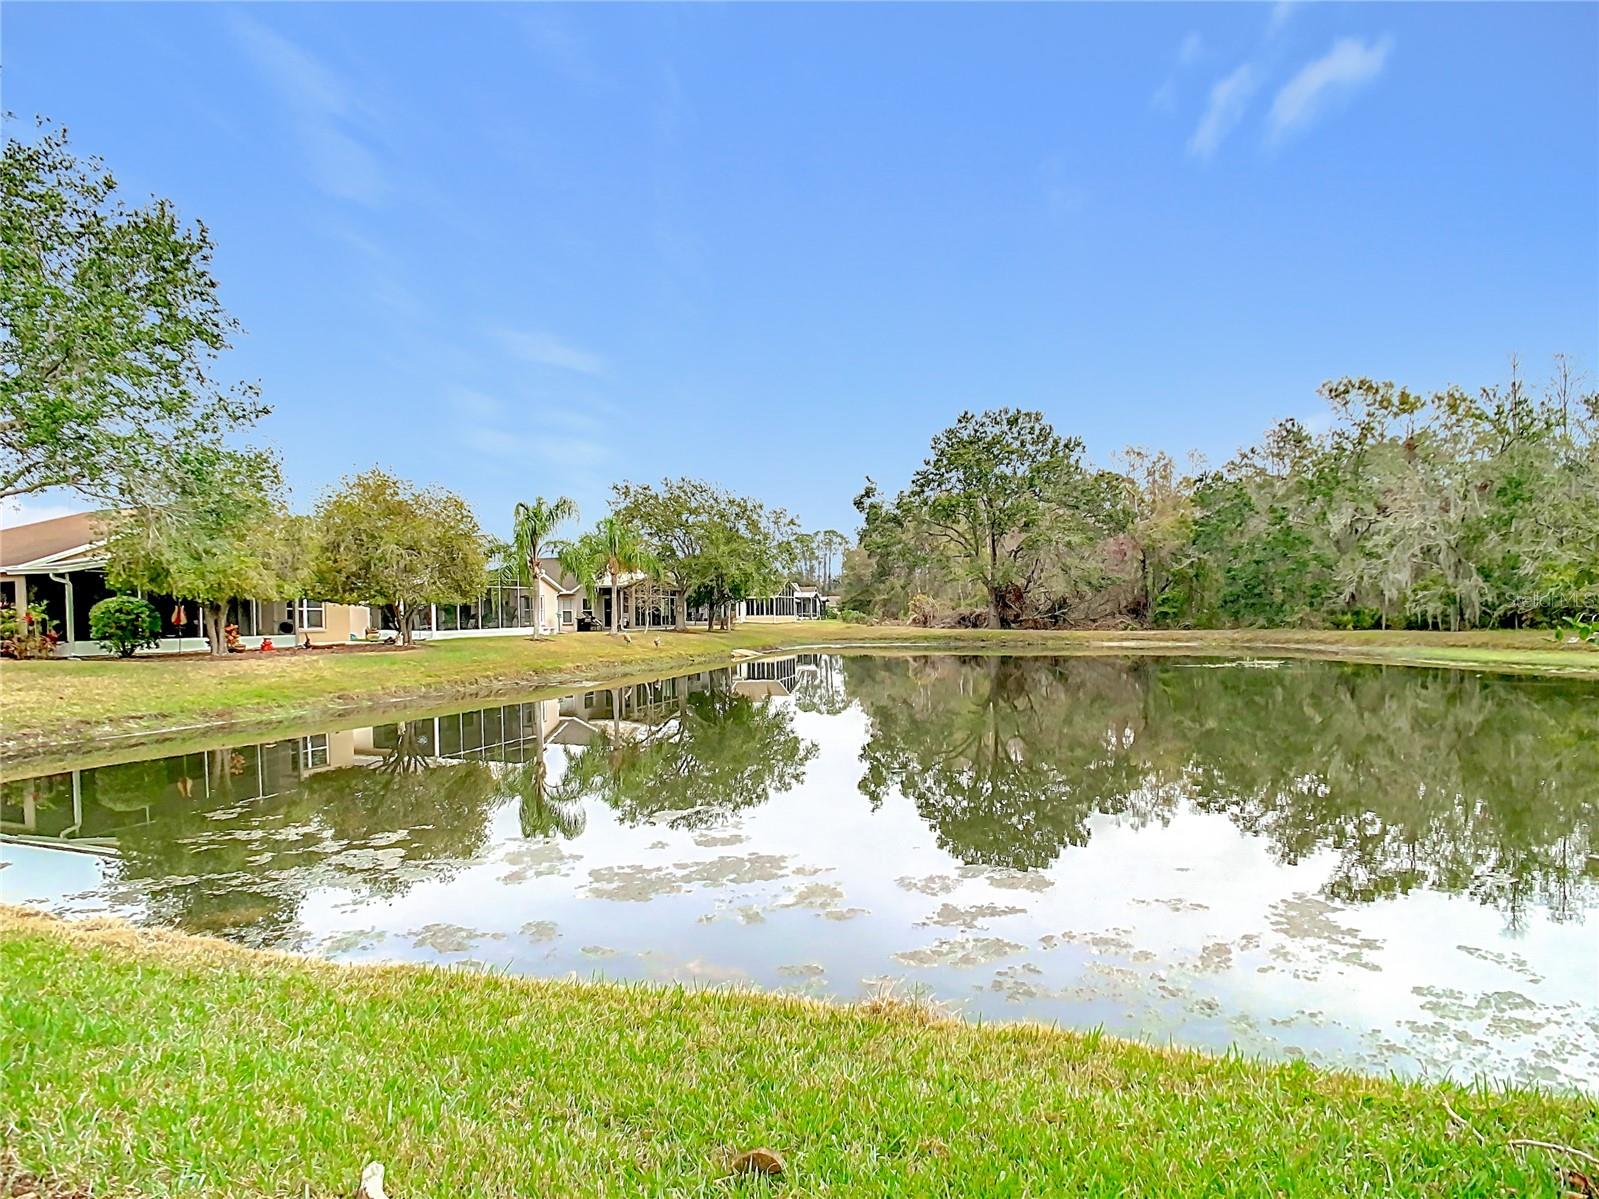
[0,602,59,659]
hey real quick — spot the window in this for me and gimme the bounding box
[297,734,329,770]
[562,606,574,625]
[295,599,325,630]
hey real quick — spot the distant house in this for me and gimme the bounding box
[738,580,832,622]
[0,513,831,655]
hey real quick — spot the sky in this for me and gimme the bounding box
[5,2,1597,538]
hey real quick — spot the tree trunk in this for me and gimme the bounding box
[204,602,227,656]
[987,586,1003,630]
[530,553,542,639]
[397,601,414,646]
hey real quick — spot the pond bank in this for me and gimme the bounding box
[2,906,1592,1198]
[3,625,1594,770]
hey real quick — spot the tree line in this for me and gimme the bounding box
[842,361,1599,631]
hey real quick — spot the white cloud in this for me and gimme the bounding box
[493,329,609,377]
[230,14,389,206]
[1187,65,1258,160]
[1151,32,1206,113]
[1267,1,1298,38]
[1268,35,1394,142]
[457,426,609,469]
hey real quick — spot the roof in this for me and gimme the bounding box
[538,567,584,595]
[0,512,110,574]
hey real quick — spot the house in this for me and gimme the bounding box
[0,513,565,654]
[0,513,830,655]
[738,580,832,622]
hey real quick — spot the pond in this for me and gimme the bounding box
[3,652,1596,1090]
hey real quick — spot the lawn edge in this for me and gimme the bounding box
[2,626,1594,773]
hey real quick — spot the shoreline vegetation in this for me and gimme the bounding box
[2,908,1595,1199]
[3,624,1596,772]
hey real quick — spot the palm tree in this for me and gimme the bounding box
[508,496,578,637]
[554,516,660,637]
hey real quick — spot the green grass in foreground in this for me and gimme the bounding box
[2,910,1594,1198]
[3,624,1595,764]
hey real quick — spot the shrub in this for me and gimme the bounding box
[907,593,939,627]
[0,602,59,659]
[90,595,163,658]
[838,608,870,624]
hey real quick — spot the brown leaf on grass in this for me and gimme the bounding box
[729,1148,787,1177]
[1559,1166,1596,1198]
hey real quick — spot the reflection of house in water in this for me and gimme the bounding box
[0,703,566,853]
[548,670,727,746]
[732,654,821,698]
[0,661,815,855]
[1,733,363,850]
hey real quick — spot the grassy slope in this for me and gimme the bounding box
[2,909,1593,1198]
[3,625,1595,766]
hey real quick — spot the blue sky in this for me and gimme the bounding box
[6,2,1596,538]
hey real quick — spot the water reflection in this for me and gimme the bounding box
[847,655,1599,925]
[3,652,1596,1088]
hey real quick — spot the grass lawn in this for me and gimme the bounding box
[2,624,1595,768]
[2,908,1594,1198]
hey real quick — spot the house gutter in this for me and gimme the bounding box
[48,571,75,655]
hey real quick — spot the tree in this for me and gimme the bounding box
[553,516,659,637]
[506,495,577,637]
[103,446,308,656]
[313,468,486,645]
[817,529,848,591]
[1117,448,1197,624]
[88,594,161,657]
[902,409,1124,627]
[1,118,267,502]
[609,478,797,631]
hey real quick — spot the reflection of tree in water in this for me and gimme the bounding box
[302,720,502,889]
[551,682,816,829]
[96,721,504,944]
[100,747,332,944]
[853,655,1156,869]
[791,655,852,715]
[505,754,587,841]
[847,654,1599,923]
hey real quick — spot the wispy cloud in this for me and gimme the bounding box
[230,14,389,206]
[1188,65,1258,160]
[1268,35,1394,143]
[1267,1,1298,38]
[493,329,609,377]
[457,426,610,470]
[1151,32,1206,113]
[521,10,606,89]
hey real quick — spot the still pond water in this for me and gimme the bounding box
[3,653,1595,1090]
